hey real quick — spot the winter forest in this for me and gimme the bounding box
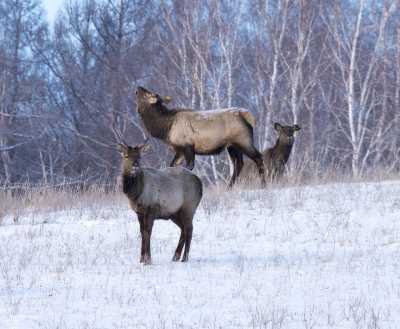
[1,0,400,186]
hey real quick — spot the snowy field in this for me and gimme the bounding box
[1,180,400,328]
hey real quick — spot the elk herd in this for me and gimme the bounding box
[118,86,301,265]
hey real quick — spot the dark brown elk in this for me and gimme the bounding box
[240,123,301,182]
[135,86,266,187]
[118,141,203,265]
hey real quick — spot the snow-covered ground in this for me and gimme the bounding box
[1,180,400,328]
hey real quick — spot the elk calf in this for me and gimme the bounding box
[118,141,203,264]
[240,123,301,182]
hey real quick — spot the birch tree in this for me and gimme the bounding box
[324,0,398,175]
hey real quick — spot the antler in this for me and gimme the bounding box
[162,96,172,103]
[138,136,150,149]
[111,123,128,147]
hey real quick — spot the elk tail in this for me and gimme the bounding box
[239,111,256,128]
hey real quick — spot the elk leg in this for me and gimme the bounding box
[227,146,243,187]
[170,151,184,167]
[142,213,154,265]
[235,144,266,186]
[171,218,185,261]
[138,214,146,263]
[181,221,193,262]
[183,146,195,170]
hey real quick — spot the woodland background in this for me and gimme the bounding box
[1,0,400,186]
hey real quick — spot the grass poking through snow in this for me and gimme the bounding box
[0,180,400,328]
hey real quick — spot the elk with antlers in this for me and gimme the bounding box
[118,139,203,264]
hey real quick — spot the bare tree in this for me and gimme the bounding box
[1,0,399,185]
[323,0,398,175]
[43,0,154,180]
[0,0,50,183]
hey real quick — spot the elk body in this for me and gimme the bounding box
[240,123,301,182]
[135,86,266,187]
[118,142,203,264]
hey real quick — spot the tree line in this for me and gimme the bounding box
[1,0,399,185]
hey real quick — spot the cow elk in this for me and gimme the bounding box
[135,86,266,187]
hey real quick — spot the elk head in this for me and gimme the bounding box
[118,139,151,171]
[274,123,301,145]
[136,86,172,106]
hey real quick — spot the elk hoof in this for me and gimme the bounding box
[142,255,152,265]
[181,256,188,262]
[172,254,181,262]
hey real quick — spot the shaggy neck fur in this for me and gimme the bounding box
[121,159,144,199]
[270,138,294,163]
[137,102,178,141]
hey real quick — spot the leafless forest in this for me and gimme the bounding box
[1,0,400,186]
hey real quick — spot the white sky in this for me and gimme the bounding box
[43,0,63,25]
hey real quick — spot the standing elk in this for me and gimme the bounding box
[240,123,301,182]
[135,86,266,187]
[118,140,203,264]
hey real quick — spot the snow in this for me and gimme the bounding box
[195,107,249,117]
[1,180,400,328]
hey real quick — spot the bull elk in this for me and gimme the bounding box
[135,86,266,187]
[118,140,203,264]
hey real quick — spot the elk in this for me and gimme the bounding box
[135,86,266,187]
[118,140,203,265]
[240,123,301,182]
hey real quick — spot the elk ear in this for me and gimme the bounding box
[274,122,283,132]
[117,143,128,155]
[148,95,158,104]
[138,142,151,153]
[162,96,172,104]
[293,124,301,131]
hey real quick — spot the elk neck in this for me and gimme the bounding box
[137,103,176,141]
[272,137,294,162]
[121,159,143,199]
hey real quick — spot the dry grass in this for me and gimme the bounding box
[0,183,123,225]
[237,157,400,191]
[0,168,399,328]
[1,164,399,224]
